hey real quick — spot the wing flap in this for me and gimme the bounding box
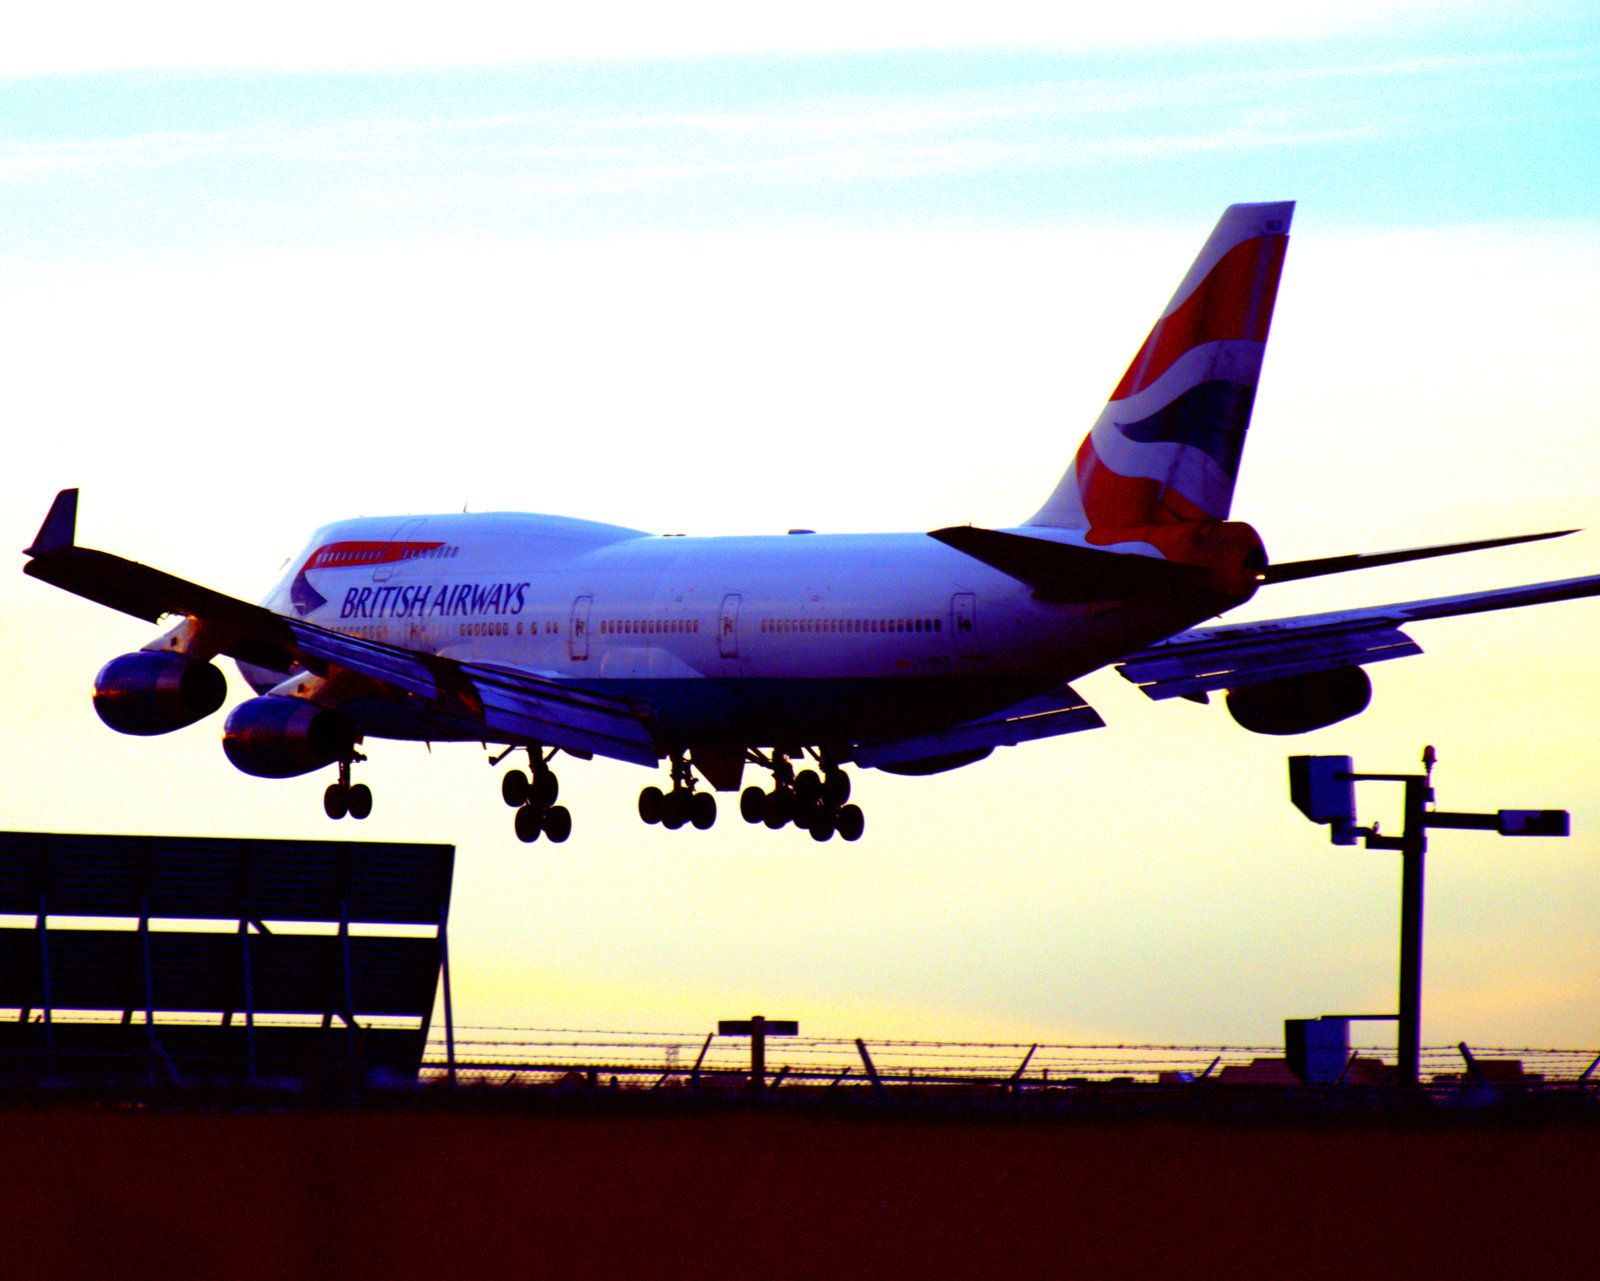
[852,683,1104,768]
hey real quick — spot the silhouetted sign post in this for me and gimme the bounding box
[1289,747,1569,1089]
[718,1015,798,1093]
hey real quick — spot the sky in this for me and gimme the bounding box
[3,1,1599,1061]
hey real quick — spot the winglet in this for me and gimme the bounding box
[26,489,79,556]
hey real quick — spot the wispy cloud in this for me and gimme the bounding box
[2,0,1535,77]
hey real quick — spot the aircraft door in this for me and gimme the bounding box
[569,595,592,661]
[719,593,741,659]
[951,592,982,658]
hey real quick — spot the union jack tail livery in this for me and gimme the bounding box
[1028,200,1293,568]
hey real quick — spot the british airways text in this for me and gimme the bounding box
[339,581,530,620]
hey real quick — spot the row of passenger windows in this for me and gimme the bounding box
[760,617,942,635]
[314,544,459,567]
[601,618,702,636]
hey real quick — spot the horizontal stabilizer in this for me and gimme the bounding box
[1261,529,1576,585]
[929,525,1198,601]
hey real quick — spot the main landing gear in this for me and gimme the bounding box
[638,753,717,831]
[498,747,572,844]
[739,751,864,842]
[324,756,372,820]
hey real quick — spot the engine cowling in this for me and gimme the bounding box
[93,651,228,736]
[1225,666,1372,736]
[222,696,356,778]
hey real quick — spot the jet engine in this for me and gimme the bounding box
[1224,666,1372,736]
[222,696,355,778]
[93,651,228,736]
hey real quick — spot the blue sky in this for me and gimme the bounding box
[3,4,1599,1058]
[4,20,1598,265]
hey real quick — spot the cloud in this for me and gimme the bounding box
[3,0,1523,76]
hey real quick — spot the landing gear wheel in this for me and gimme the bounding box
[346,783,373,820]
[661,790,690,830]
[762,789,791,829]
[543,805,572,843]
[530,771,559,809]
[638,786,664,825]
[501,769,529,807]
[794,794,824,833]
[823,770,851,807]
[323,784,349,820]
[690,791,717,830]
[793,769,822,807]
[740,786,766,824]
[514,805,542,843]
[835,803,865,842]
[809,811,836,842]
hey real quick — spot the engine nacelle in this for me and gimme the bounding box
[1225,666,1372,736]
[876,747,993,776]
[222,696,356,779]
[93,651,227,736]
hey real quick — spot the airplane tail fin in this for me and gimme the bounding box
[1028,201,1293,567]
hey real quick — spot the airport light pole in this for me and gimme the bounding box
[1289,747,1569,1088]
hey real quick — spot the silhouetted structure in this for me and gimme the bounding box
[0,830,454,1089]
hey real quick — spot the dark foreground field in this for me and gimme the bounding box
[4,1098,1595,1279]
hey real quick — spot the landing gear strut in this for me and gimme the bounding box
[499,747,571,844]
[740,750,863,842]
[324,755,372,821]
[639,753,717,831]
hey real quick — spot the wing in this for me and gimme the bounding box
[22,490,660,766]
[1117,575,1600,701]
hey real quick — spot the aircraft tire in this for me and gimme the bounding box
[824,771,851,807]
[543,805,572,843]
[836,804,865,842]
[347,783,373,820]
[691,791,717,830]
[531,772,559,808]
[762,789,790,829]
[794,769,822,806]
[740,786,765,823]
[501,769,529,807]
[323,784,348,821]
[809,812,835,842]
[662,791,689,830]
[638,786,664,825]
[514,804,542,843]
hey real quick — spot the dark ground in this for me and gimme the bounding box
[4,1095,1595,1279]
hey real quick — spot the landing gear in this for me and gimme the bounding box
[639,754,717,831]
[499,747,569,844]
[741,751,864,841]
[323,757,372,821]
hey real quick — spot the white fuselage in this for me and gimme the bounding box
[251,511,1216,750]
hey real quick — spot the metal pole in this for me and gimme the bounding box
[437,903,456,1088]
[1396,775,1429,1089]
[750,1014,766,1094]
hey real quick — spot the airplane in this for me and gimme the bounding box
[22,201,1600,844]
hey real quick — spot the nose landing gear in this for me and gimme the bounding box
[498,746,571,844]
[324,755,372,820]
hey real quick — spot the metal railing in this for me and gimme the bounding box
[417,1025,1600,1091]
